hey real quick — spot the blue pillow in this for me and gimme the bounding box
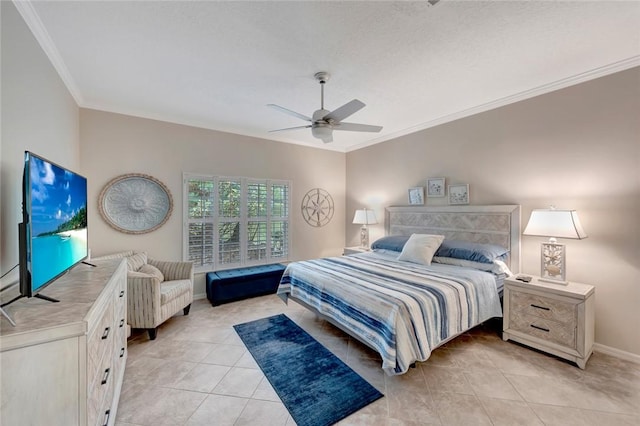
[371,235,410,252]
[434,240,509,264]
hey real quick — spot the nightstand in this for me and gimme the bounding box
[343,246,369,255]
[502,275,595,369]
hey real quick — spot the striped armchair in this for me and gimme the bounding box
[93,251,194,340]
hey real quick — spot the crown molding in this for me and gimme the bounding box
[347,56,640,152]
[80,103,347,153]
[11,0,639,154]
[13,0,84,105]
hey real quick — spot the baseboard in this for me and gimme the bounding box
[593,343,640,364]
[193,292,207,301]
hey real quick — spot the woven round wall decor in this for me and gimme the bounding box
[99,173,173,234]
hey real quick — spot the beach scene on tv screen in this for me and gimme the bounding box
[29,155,88,291]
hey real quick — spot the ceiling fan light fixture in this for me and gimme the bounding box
[312,123,332,140]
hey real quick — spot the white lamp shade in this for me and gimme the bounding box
[523,209,587,239]
[353,209,378,225]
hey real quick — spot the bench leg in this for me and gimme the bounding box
[183,304,191,315]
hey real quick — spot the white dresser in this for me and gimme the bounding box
[502,275,595,369]
[0,259,127,426]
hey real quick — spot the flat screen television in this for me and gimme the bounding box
[15,151,89,303]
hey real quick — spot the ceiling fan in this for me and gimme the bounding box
[268,72,382,143]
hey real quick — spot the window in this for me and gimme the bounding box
[184,174,290,272]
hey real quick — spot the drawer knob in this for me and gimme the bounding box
[102,409,110,426]
[530,324,550,333]
[530,304,550,311]
[101,327,110,340]
[101,367,111,385]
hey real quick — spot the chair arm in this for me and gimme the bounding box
[148,259,194,282]
[127,272,162,329]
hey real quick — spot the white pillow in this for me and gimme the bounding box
[432,256,514,275]
[397,234,445,265]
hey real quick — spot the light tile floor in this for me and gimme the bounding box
[116,295,640,426]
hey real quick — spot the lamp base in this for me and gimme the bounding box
[540,242,567,283]
[359,225,369,250]
[538,277,569,285]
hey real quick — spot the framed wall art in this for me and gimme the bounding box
[448,184,469,205]
[408,187,425,205]
[427,178,446,198]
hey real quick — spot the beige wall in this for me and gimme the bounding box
[79,109,346,296]
[346,67,640,357]
[0,2,80,283]
[3,0,638,358]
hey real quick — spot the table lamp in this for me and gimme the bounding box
[523,207,587,284]
[353,208,378,249]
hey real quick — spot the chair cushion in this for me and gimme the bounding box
[160,279,192,304]
[139,264,164,282]
[127,252,148,271]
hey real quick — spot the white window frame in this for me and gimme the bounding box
[183,173,291,273]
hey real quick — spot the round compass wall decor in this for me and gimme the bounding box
[301,188,334,227]
[99,173,173,234]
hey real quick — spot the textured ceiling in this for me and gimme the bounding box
[20,0,640,152]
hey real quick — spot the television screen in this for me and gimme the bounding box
[23,151,88,295]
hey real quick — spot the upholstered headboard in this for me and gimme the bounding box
[385,205,521,273]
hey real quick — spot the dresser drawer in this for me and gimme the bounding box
[115,282,126,313]
[87,299,115,387]
[97,364,116,426]
[113,319,127,383]
[510,312,576,349]
[510,289,576,326]
[87,348,114,426]
[115,297,125,322]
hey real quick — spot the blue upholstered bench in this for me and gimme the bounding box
[205,263,287,306]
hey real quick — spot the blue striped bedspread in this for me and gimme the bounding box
[277,251,503,375]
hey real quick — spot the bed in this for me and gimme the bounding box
[277,205,521,375]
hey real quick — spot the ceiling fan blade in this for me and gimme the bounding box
[269,125,312,133]
[267,104,312,122]
[322,99,365,123]
[334,122,383,133]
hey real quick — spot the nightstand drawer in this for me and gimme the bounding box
[510,312,576,349]
[510,290,576,326]
[503,276,594,369]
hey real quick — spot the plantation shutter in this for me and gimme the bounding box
[183,174,290,272]
[184,175,215,270]
[270,182,289,260]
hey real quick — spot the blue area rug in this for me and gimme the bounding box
[233,314,383,426]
